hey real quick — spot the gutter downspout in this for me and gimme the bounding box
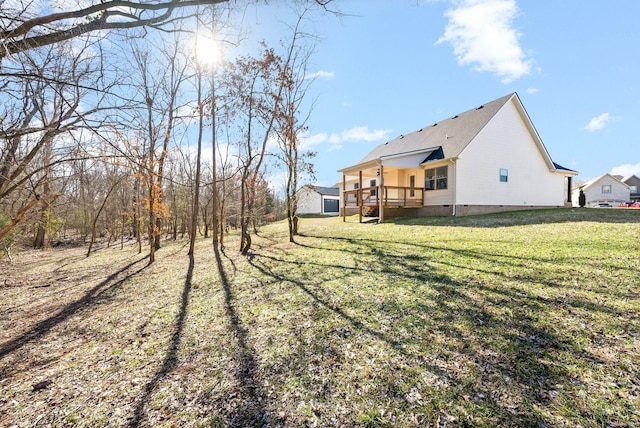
[342,174,346,222]
[359,170,363,223]
[450,158,457,216]
[378,161,384,223]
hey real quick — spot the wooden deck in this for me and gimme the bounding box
[343,186,423,208]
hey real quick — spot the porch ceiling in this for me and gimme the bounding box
[339,163,423,180]
[339,148,437,179]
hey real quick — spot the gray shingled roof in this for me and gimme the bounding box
[355,93,515,165]
[307,185,340,197]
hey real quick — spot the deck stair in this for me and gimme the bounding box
[363,206,379,217]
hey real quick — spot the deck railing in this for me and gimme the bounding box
[344,186,423,208]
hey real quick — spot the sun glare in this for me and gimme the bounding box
[194,34,221,68]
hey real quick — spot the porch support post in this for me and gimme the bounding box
[379,163,385,222]
[342,174,346,222]
[358,170,363,223]
[567,176,573,204]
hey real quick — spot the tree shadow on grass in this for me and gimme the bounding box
[0,255,149,360]
[247,239,618,426]
[129,254,194,427]
[214,247,271,427]
[249,256,402,351]
[246,254,456,393]
[298,233,638,306]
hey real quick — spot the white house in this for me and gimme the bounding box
[297,185,340,216]
[572,174,630,207]
[623,175,640,202]
[338,93,577,221]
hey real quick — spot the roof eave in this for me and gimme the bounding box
[379,147,440,161]
[420,156,457,167]
[338,159,380,175]
[510,93,559,171]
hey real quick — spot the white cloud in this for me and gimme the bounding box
[584,112,615,132]
[266,171,287,196]
[436,0,532,83]
[328,126,392,144]
[300,132,329,150]
[304,70,335,80]
[611,162,640,178]
[300,126,392,152]
[526,87,538,94]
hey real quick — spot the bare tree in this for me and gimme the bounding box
[0,0,228,59]
[0,0,336,59]
[272,10,318,242]
[0,40,112,246]
[86,170,126,256]
[126,37,190,263]
[221,46,288,254]
[188,63,205,255]
[1,0,337,249]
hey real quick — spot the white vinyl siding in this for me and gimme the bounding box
[297,188,322,214]
[456,99,566,207]
[297,187,340,215]
[572,175,630,207]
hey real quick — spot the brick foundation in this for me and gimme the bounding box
[342,205,565,220]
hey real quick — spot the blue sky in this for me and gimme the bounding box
[237,0,640,188]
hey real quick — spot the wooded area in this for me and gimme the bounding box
[0,0,332,262]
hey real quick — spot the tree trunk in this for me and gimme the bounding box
[34,136,53,249]
[33,214,47,249]
[239,166,250,254]
[188,71,204,255]
[87,179,120,257]
[211,78,219,251]
[148,181,156,264]
[287,217,294,243]
[0,196,39,242]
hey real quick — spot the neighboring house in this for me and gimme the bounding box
[622,175,640,202]
[338,93,577,221]
[297,185,340,216]
[572,174,631,207]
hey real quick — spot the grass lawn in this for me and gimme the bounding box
[1,208,639,427]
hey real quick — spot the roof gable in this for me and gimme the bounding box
[301,185,339,197]
[355,93,514,166]
[580,173,630,191]
[339,92,576,176]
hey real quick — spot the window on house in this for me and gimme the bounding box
[409,175,415,197]
[500,168,508,182]
[354,183,359,190]
[602,184,612,194]
[425,166,448,191]
[631,185,638,193]
[370,179,377,196]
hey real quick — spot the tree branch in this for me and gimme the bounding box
[1,0,231,59]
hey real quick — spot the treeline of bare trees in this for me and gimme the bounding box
[0,2,325,262]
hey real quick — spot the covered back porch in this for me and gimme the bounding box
[341,164,424,223]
